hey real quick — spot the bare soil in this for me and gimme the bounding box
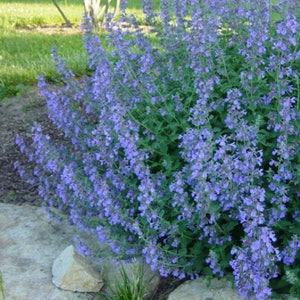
[0,87,46,206]
[16,24,83,35]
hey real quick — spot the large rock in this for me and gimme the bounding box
[102,258,160,298]
[167,277,242,300]
[52,245,103,292]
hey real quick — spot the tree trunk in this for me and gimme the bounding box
[84,0,121,29]
[83,0,100,29]
[52,0,72,27]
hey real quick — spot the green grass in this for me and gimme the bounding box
[100,260,146,300]
[0,0,89,31]
[0,30,89,95]
[0,0,160,99]
[0,0,83,99]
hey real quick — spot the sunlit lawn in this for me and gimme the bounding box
[0,0,160,99]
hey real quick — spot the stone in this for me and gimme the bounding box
[0,203,98,300]
[167,277,242,300]
[52,245,103,292]
[102,258,160,298]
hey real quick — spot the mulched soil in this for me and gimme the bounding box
[0,87,185,300]
[0,87,45,206]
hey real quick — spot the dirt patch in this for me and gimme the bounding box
[15,21,153,36]
[0,87,47,206]
[16,24,83,35]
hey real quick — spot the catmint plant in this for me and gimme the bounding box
[15,0,300,299]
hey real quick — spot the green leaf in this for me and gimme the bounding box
[290,225,300,236]
[222,220,238,233]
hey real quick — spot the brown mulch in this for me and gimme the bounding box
[0,87,45,206]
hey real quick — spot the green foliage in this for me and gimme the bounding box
[100,260,146,300]
[283,268,300,298]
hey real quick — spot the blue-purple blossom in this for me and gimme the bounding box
[13,1,300,299]
[206,250,224,277]
[281,235,300,266]
[230,226,280,300]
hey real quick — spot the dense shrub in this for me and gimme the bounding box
[15,0,300,298]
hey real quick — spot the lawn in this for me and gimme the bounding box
[0,0,159,99]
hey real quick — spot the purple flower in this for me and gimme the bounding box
[206,250,224,277]
[230,226,280,299]
[282,235,300,266]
